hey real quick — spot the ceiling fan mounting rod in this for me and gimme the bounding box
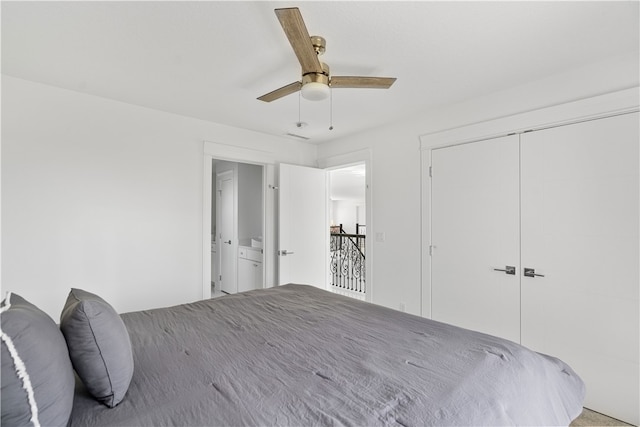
[310,36,326,55]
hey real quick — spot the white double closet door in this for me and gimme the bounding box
[431,112,639,425]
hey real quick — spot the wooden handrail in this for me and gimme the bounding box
[330,233,365,239]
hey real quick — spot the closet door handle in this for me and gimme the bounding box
[224,240,232,245]
[524,268,544,278]
[493,266,516,275]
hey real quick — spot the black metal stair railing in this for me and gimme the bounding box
[330,225,365,294]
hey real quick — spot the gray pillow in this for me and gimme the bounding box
[1,292,75,427]
[60,288,134,408]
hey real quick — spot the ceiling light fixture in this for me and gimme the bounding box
[301,81,329,101]
[300,64,330,101]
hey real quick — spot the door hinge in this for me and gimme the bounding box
[219,275,222,281]
[429,245,435,256]
[429,166,433,178]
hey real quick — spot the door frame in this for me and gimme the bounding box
[318,149,374,303]
[203,141,276,299]
[419,87,639,318]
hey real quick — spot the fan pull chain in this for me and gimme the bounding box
[297,92,302,126]
[295,92,305,129]
[329,88,334,131]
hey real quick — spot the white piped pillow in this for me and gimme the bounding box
[1,292,75,427]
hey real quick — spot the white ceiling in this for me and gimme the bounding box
[2,1,638,144]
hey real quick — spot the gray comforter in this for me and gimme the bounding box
[69,284,585,426]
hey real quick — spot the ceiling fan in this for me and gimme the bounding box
[257,7,396,103]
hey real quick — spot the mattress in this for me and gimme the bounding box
[69,284,585,426]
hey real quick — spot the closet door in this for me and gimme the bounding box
[431,135,520,343]
[520,112,639,425]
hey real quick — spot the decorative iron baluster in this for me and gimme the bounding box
[330,229,365,294]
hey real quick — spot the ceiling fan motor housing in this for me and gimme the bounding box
[302,62,330,84]
[302,72,329,86]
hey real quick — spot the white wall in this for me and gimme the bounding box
[1,76,316,319]
[2,53,637,320]
[331,200,363,234]
[238,163,263,242]
[316,53,639,316]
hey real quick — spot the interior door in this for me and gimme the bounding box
[520,112,639,425]
[431,134,520,343]
[278,163,327,287]
[218,171,237,294]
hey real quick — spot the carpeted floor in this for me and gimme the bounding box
[571,408,632,426]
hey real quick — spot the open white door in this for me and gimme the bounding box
[218,170,237,294]
[278,163,327,288]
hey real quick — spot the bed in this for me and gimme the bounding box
[2,284,585,426]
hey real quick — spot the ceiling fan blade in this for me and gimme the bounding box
[330,76,397,89]
[257,81,302,102]
[275,8,323,75]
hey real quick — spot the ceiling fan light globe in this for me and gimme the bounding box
[301,82,330,101]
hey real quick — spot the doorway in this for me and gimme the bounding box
[211,160,264,296]
[202,142,372,301]
[328,163,367,301]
